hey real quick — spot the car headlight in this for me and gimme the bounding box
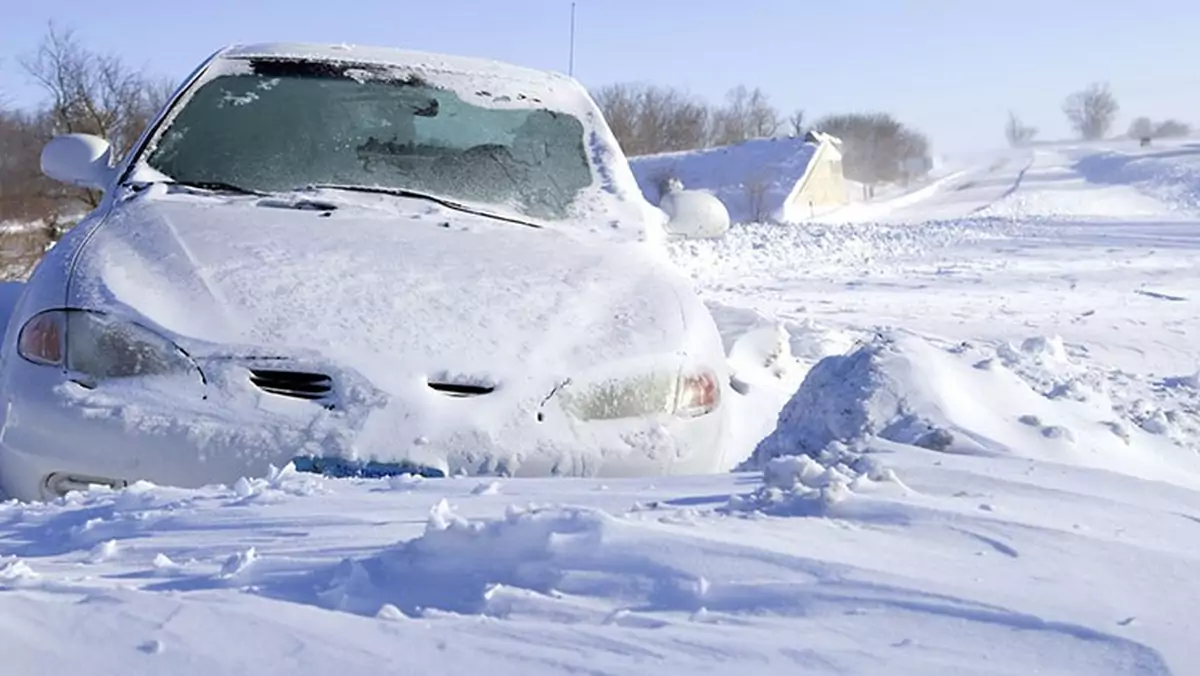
[558,368,721,421]
[18,309,196,381]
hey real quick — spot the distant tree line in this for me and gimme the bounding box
[591,83,794,155]
[592,82,933,188]
[1006,82,1192,146]
[1127,116,1191,140]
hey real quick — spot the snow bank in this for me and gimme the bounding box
[706,303,864,471]
[966,151,1153,220]
[667,219,1014,292]
[750,333,995,462]
[628,136,819,223]
[1073,142,1200,212]
[828,168,971,223]
[749,331,1200,486]
[970,144,1200,221]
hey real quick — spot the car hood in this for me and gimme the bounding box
[68,188,700,393]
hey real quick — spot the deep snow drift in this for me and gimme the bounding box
[627,135,821,223]
[750,330,1200,488]
[3,139,1200,675]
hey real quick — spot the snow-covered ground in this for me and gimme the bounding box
[3,140,1200,675]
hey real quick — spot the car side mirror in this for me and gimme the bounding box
[41,134,116,191]
[661,189,730,239]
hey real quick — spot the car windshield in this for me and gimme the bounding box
[140,59,595,221]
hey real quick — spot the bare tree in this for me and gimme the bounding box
[0,105,73,222]
[710,86,747,146]
[788,109,806,136]
[592,83,639,153]
[637,85,710,155]
[20,23,173,206]
[1004,111,1037,147]
[814,112,931,187]
[1063,82,1119,141]
[0,106,64,276]
[745,87,780,139]
[711,85,780,146]
[1127,117,1154,140]
[896,128,931,185]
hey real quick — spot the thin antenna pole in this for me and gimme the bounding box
[568,2,577,76]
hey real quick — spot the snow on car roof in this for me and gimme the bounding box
[216,42,576,107]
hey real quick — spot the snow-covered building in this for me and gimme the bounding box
[629,131,848,224]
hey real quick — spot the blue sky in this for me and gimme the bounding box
[2,0,1197,152]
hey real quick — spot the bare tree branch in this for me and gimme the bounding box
[789,110,806,136]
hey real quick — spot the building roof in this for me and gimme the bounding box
[628,135,827,223]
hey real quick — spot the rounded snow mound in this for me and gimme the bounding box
[749,332,986,465]
[748,331,1200,486]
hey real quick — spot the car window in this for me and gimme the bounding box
[143,59,595,220]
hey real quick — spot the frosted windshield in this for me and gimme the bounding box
[143,59,595,220]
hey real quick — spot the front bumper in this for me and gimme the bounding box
[0,356,731,501]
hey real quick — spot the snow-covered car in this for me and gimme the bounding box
[0,43,733,501]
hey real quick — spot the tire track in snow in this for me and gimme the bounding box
[968,150,1037,215]
[951,526,1020,558]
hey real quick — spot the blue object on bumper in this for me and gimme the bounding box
[291,456,446,479]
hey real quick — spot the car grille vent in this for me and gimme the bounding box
[427,381,495,398]
[249,369,333,401]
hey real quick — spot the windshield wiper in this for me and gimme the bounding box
[166,180,268,196]
[306,184,542,230]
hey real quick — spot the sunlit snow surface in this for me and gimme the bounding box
[4,139,1200,675]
